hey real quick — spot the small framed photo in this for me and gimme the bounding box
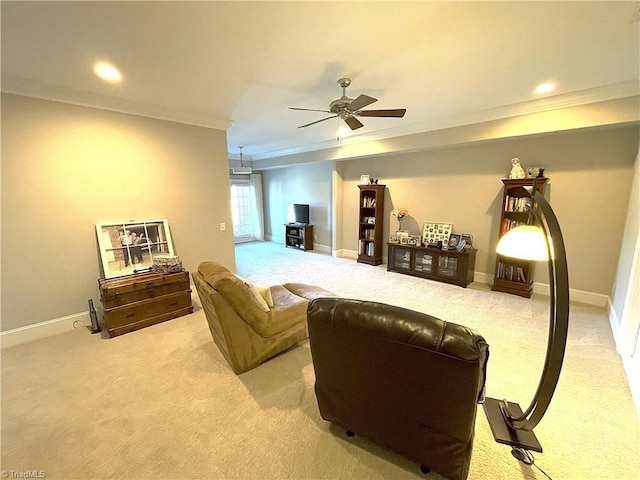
[389,234,399,243]
[461,234,474,247]
[395,231,410,238]
[448,233,462,249]
[400,236,410,245]
[360,175,370,185]
[527,167,540,178]
[409,235,421,246]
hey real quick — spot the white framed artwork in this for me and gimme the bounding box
[96,218,175,278]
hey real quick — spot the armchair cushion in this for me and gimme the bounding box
[199,268,268,332]
[235,275,271,312]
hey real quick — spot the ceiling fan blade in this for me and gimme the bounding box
[297,115,338,128]
[347,94,378,112]
[357,109,407,118]
[344,116,364,130]
[289,107,332,113]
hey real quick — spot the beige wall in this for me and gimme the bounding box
[1,94,235,331]
[332,125,637,295]
[260,161,334,250]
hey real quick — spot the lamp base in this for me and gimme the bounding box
[483,397,543,453]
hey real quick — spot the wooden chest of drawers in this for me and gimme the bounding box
[99,270,193,337]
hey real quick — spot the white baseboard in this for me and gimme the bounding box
[473,271,492,285]
[530,281,609,307]
[608,303,640,424]
[334,249,357,259]
[313,244,331,254]
[333,254,608,307]
[621,351,640,426]
[262,235,330,253]
[1,312,90,349]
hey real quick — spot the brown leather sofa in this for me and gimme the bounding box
[192,261,334,374]
[307,297,489,480]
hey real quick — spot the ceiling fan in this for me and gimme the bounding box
[289,78,407,130]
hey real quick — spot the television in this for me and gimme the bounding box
[288,203,310,225]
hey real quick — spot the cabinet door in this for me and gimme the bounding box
[437,254,459,278]
[391,247,412,270]
[414,251,434,274]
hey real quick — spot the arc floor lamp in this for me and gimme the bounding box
[483,184,570,455]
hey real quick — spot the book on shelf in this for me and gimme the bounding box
[359,240,375,257]
[497,262,527,283]
[367,242,374,256]
[501,218,526,233]
[362,197,376,208]
[504,195,529,213]
[517,267,526,283]
[362,229,375,240]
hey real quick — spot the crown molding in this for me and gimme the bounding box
[1,75,233,131]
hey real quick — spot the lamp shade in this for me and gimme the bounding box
[496,225,548,261]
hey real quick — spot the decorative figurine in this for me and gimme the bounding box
[508,157,527,179]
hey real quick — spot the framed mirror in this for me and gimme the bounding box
[96,218,175,279]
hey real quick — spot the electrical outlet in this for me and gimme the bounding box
[220,222,226,231]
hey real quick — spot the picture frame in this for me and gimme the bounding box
[527,167,541,178]
[448,233,462,250]
[400,236,410,245]
[461,233,474,247]
[360,175,371,185]
[96,218,175,279]
[395,230,410,238]
[422,222,453,247]
[389,234,399,243]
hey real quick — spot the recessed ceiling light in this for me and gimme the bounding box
[94,61,122,83]
[534,82,556,94]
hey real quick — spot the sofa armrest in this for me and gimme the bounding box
[282,283,336,301]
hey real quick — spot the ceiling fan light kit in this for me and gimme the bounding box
[290,78,407,131]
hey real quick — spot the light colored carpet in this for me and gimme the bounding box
[1,241,639,480]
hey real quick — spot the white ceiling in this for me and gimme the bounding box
[2,1,639,161]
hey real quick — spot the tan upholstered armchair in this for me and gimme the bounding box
[192,261,334,374]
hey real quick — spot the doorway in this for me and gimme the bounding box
[230,181,254,243]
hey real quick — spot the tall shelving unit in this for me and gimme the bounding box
[357,184,385,266]
[491,177,548,298]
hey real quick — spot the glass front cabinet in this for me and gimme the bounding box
[387,243,476,288]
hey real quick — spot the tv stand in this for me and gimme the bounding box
[285,224,313,251]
